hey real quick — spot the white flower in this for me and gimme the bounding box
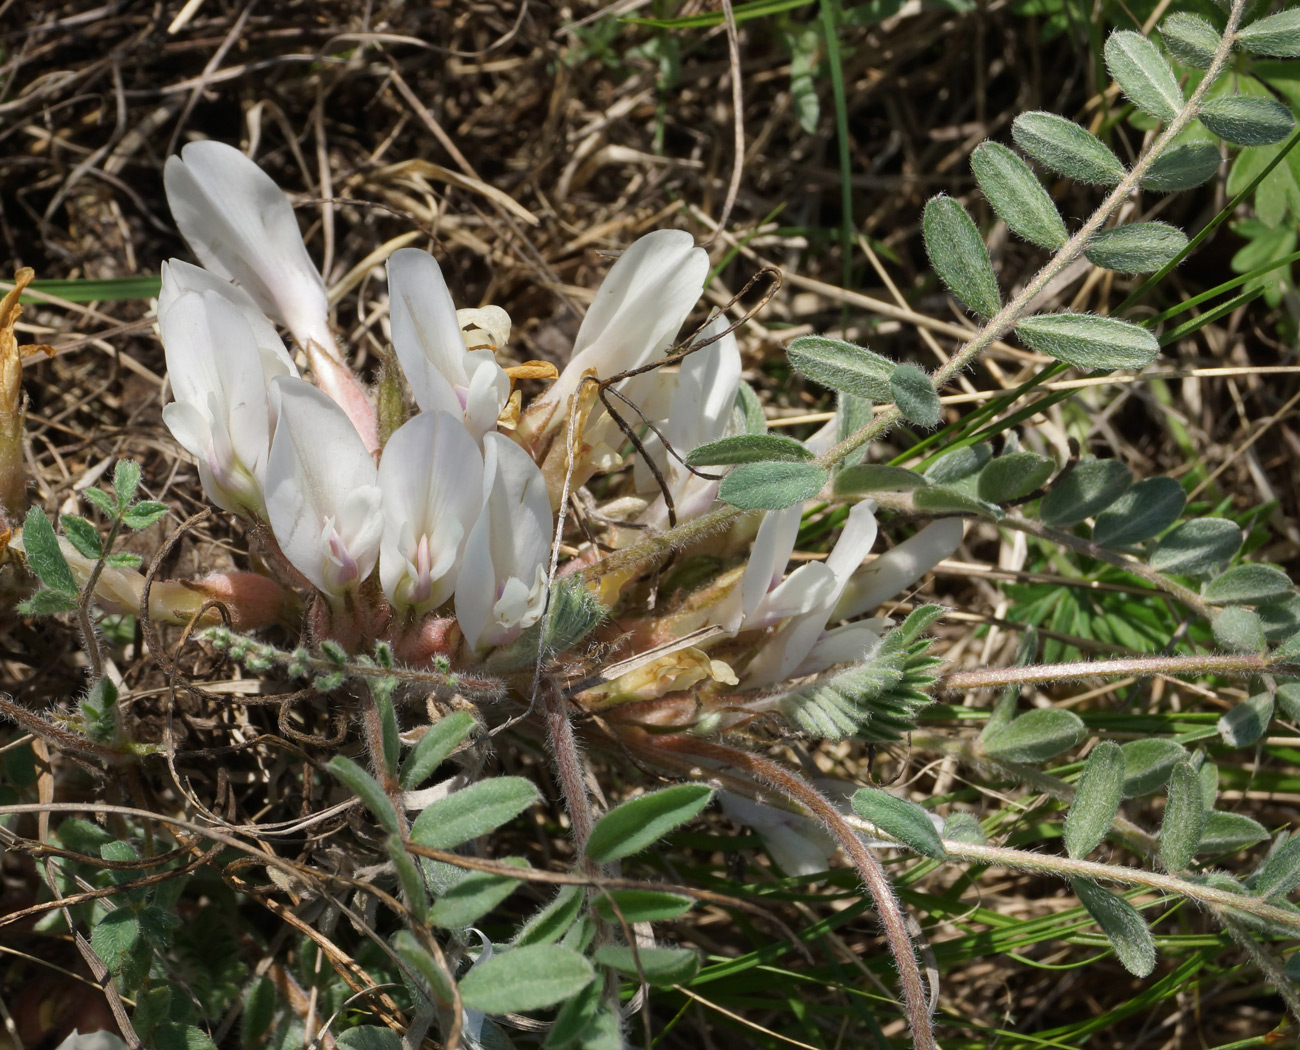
[265,377,383,600]
[387,248,510,442]
[156,285,295,517]
[164,140,335,359]
[53,1031,127,1050]
[455,433,553,650]
[536,230,710,419]
[378,410,484,615]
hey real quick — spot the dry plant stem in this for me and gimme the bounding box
[939,652,1271,691]
[658,733,938,1050]
[580,0,1248,593]
[997,512,1214,620]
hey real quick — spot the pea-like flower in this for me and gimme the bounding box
[264,376,383,602]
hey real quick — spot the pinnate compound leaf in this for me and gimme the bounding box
[718,461,828,510]
[1198,96,1295,146]
[1072,878,1156,977]
[922,195,1001,317]
[889,363,942,429]
[1237,9,1300,57]
[1149,518,1242,576]
[1160,760,1205,871]
[1016,314,1159,372]
[977,452,1054,503]
[1203,563,1294,605]
[1141,143,1223,191]
[21,507,77,596]
[593,945,701,986]
[1084,222,1188,274]
[60,515,102,559]
[971,141,1067,249]
[1213,607,1267,653]
[1040,459,1133,526]
[1091,476,1186,546]
[458,945,594,1014]
[834,464,927,495]
[1199,810,1270,854]
[1254,835,1300,898]
[410,777,540,850]
[851,787,946,859]
[1160,13,1220,68]
[1012,112,1126,185]
[786,335,894,401]
[982,708,1086,763]
[686,433,813,466]
[399,711,477,789]
[1218,691,1274,747]
[1122,738,1187,797]
[1105,30,1184,122]
[585,784,713,863]
[1064,740,1124,859]
[326,756,400,836]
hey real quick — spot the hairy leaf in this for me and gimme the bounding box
[327,756,400,836]
[1122,738,1187,797]
[851,787,946,859]
[585,784,713,863]
[1040,459,1134,526]
[977,452,1054,503]
[1012,112,1126,185]
[1016,314,1159,371]
[924,444,992,484]
[1160,760,1205,871]
[400,711,477,790]
[1218,691,1274,748]
[1202,563,1294,605]
[889,363,942,428]
[1084,222,1188,273]
[60,515,102,560]
[593,889,694,924]
[922,194,1002,317]
[1091,476,1186,546]
[458,945,594,1014]
[686,433,814,466]
[514,886,585,948]
[1105,30,1184,121]
[1149,518,1242,575]
[21,506,77,596]
[1142,142,1224,192]
[1072,878,1156,977]
[1237,9,1300,58]
[1065,740,1124,859]
[718,461,828,510]
[1199,810,1270,854]
[113,459,142,511]
[1213,606,1267,653]
[410,777,540,849]
[1198,96,1295,146]
[786,335,895,401]
[1254,835,1300,898]
[971,141,1067,249]
[982,708,1086,763]
[1160,13,1220,68]
[834,464,927,495]
[593,945,701,986]
[429,862,527,929]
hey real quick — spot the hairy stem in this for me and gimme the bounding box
[653,732,938,1050]
[938,652,1269,691]
[543,680,598,874]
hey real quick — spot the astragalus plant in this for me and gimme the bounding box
[7,2,1300,1048]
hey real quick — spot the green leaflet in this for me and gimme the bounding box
[786,334,895,401]
[1218,691,1274,748]
[1160,13,1220,69]
[1091,476,1186,546]
[922,194,1001,318]
[585,784,713,863]
[686,433,813,466]
[889,363,942,428]
[971,141,1068,250]
[851,787,946,859]
[1039,459,1133,526]
[1016,314,1159,372]
[718,461,829,510]
[977,452,1054,503]
[1148,518,1242,576]
[1072,879,1156,977]
[1012,111,1126,185]
[1104,30,1183,122]
[1084,222,1189,274]
[1064,740,1124,859]
[1236,9,1300,58]
[458,945,594,1014]
[1213,607,1267,653]
[1198,96,1296,147]
[1141,143,1223,192]
[1202,563,1294,605]
[1159,760,1205,872]
[982,708,1087,763]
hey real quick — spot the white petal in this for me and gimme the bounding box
[792,622,885,677]
[542,230,709,412]
[834,517,964,621]
[741,506,802,621]
[387,247,468,414]
[719,792,836,876]
[265,377,380,596]
[378,410,484,613]
[164,141,332,355]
